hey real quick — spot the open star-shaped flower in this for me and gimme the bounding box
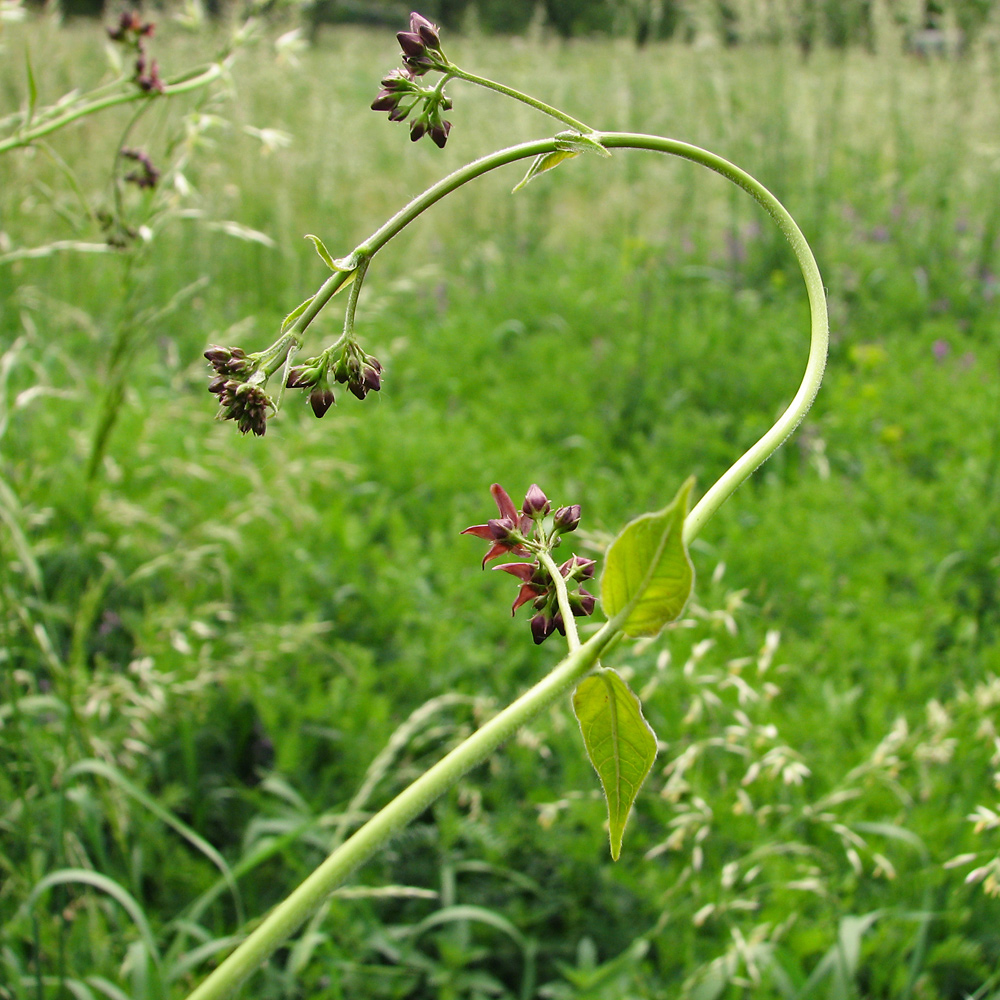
[461,483,533,567]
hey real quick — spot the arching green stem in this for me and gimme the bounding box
[0,64,224,155]
[299,132,828,544]
[182,131,827,1000]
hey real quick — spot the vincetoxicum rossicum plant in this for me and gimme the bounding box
[188,12,829,1000]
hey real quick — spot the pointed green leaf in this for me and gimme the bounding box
[304,234,348,272]
[24,49,38,127]
[573,668,657,860]
[280,294,315,334]
[600,477,695,638]
[512,149,580,193]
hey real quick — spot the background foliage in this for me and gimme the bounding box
[2,7,1000,999]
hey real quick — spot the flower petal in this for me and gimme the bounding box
[511,583,538,614]
[461,523,494,540]
[490,483,518,522]
[493,562,536,582]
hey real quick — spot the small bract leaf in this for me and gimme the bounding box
[280,295,315,334]
[512,149,580,193]
[600,477,695,638]
[305,233,341,271]
[25,49,38,126]
[554,129,612,158]
[572,668,657,861]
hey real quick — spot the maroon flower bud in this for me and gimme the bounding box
[208,375,229,395]
[403,53,436,75]
[553,504,581,533]
[396,30,425,57]
[309,386,336,418]
[428,120,452,148]
[362,365,381,392]
[559,555,595,580]
[381,68,415,90]
[522,484,550,518]
[570,588,596,617]
[488,517,517,541]
[409,120,426,142]
[410,12,441,49]
[371,91,399,112]
[552,613,566,636]
[204,346,231,365]
[530,613,555,645]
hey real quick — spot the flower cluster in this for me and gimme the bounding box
[107,10,163,93]
[462,484,595,644]
[121,147,159,189]
[285,344,382,418]
[371,13,453,147]
[204,346,272,436]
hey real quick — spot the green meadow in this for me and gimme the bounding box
[2,13,1000,998]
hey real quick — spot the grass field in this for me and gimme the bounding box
[2,13,1000,999]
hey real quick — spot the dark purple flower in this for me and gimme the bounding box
[462,484,532,566]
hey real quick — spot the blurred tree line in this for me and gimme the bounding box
[35,0,1000,54]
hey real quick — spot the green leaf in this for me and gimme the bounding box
[600,476,695,638]
[512,149,580,192]
[280,294,315,334]
[304,233,347,271]
[24,49,38,127]
[572,668,657,860]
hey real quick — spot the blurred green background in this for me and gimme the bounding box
[2,1,1000,997]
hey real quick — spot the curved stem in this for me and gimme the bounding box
[537,549,581,652]
[182,622,618,1000]
[0,64,224,155]
[595,133,829,543]
[304,133,828,543]
[445,65,595,134]
[185,130,827,1000]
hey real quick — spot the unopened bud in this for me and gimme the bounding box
[429,120,452,148]
[396,30,425,57]
[530,613,555,645]
[553,504,581,533]
[570,588,596,617]
[410,12,441,49]
[371,91,399,112]
[488,517,516,541]
[522,484,550,518]
[560,555,595,581]
[309,386,336,418]
[204,346,232,365]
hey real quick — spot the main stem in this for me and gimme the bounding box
[186,131,828,1000]
[182,624,617,1000]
